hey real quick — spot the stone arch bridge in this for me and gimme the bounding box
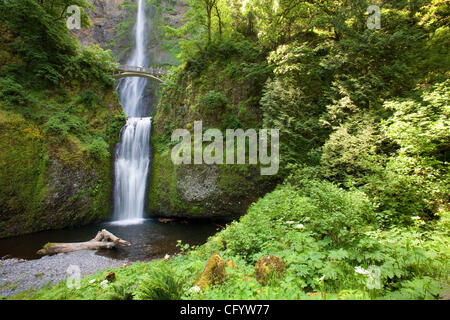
[113,65,167,84]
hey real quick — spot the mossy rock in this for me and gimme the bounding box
[254,255,285,285]
[105,271,116,282]
[147,144,279,219]
[195,253,225,290]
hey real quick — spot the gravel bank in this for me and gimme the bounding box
[0,251,127,297]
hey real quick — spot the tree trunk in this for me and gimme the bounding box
[37,229,131,255]
[215,5,222,37]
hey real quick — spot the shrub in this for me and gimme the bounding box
[0,77,30,106]
[221,181,376,263]
[134,264,182,300]
[106,282,135,300]
[43,113,87,138]
[320,118,387,183]
[199,90,228,117]
[76,89,99,109]
[82,137,110,160]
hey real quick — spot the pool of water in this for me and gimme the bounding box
[0,219,224,262]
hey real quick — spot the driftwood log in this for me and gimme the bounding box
[37,229,131,255]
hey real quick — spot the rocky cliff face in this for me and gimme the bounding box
[147,59,280,219]
[71,0,187,65]
[70,0,126,49]
[148,151,278,219]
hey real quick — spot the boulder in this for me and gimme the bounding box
[254,255,285,285]
[195,253,225,290]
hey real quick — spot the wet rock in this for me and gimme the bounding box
[195,253,225,290]
[254,255,285,285]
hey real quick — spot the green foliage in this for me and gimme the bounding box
[82,137,110,160]
[0,0,125,238]
[0,111,47,235]
[106,282,135,300]
[221,181,375,263]
[383,81,449,163]
[320,82,449,226]
[320,117,386,182]
[134,263,183,300]
[27,187,449,300]
[199,90,228,116]
[0,77,31,107]
[0,0,114,88]
[43,113,87,139]
[64,45,117,87]
[3,0,449,301]
[76,89,99,109]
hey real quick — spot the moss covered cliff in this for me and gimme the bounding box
[147,40,280,219]
[0,1,126,238]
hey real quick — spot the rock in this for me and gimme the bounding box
[148,153,278,220]
[254,255,285,285]
[105,271,116,282]
[158,218,175,223]
[195,253,225,290]
[440,289,450,300]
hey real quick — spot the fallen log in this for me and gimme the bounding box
[37,229,131,255]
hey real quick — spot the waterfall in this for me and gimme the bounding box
[119,0,148,117]
[113,0,151,224]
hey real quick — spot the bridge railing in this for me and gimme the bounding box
[116,65,167,76]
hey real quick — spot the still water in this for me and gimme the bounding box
[0,219,222,262]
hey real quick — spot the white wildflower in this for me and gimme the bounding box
[88,279,96,284]
[100,280,108,288]
[164,254,170,260]
[189,286,201,294]
[295,224,305,229]
[411,216,421,220]
[286,221,295,225]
